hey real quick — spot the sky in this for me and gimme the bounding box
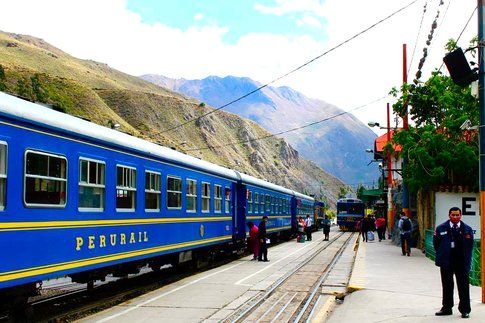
[0,0,478,135]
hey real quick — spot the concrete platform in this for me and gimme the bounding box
[328,239,485,322]
[78,230,340,322]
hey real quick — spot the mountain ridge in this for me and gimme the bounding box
[141,74,378,184]
[0,30,344,206]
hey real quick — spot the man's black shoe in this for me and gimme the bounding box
[435,309,452,316]
[461,313,469,318]
[263,259,269,262]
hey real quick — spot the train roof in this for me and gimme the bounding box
[337,198,363,203]
[0,92,314,200]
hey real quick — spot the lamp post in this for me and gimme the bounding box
[368,103,395,237]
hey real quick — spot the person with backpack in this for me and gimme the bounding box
[398,212,413,256]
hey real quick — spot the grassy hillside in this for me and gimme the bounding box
[0,31,344,206]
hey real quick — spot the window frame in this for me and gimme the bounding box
[214,184,222,213]
[225,187,231,214]
[166,175,182,210]
[186,178,197,213]
[145,170,161,212]
[24,149,68,208]
[202,182,211,213]
[0,142,7,211]
[116,164,137,212]
[78,157,106,212]
[254,192,259,214]
[247,190,252,214]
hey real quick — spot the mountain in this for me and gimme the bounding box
[0,31,345,206]
[141,75,378,184]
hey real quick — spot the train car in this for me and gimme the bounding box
[336,198,365,231]
[0,92,244,307]
[241,174,294,241]
[291,192,315,232]
[314,201,326,229]
[0,92,317,308]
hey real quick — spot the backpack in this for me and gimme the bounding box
[402,218,412,231]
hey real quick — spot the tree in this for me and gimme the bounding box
[391,71,478,192]
[338,186,348,199]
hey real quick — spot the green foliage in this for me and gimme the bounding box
[356,184,365,200]
[30,73,48,102]
[338,186,348,198]
[0,65,5,91]
[326,210,336,220]
[16,78,31,98]
[391,71,478,192]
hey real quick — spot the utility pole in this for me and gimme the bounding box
[402,43,411,218]
[387,103,394,235]
[478,0,485,304]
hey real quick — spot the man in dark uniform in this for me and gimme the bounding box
[433,207,474,318]
[258,216,269,262]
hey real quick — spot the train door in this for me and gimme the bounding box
[234,183,247,242]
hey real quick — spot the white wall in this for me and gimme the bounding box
[435,192,480,239]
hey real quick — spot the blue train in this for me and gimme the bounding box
[0,92,319,307]
[336,198,365,231]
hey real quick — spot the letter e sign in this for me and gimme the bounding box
[462,197,477,216]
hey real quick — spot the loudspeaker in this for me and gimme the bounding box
[443,48,478,86]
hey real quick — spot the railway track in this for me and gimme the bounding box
[224,232,356,323]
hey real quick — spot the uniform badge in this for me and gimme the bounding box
[465,234,471,239]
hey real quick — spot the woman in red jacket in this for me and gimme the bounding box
[247,222,260,260]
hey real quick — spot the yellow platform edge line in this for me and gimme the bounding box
[347,235,366,292]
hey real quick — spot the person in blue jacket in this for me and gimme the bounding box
[433,207,474,319]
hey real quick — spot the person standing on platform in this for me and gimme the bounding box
[297,216,305,242]
[375,216,386,242]
[433,207,474,318]
[398,212,413,256]
[322,215,331,241]
[258,216,269,262]
[361,215,371,242]
[304,215,313,241]
[247,222,259,260]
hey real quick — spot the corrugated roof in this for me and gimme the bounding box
[374,130,402,153]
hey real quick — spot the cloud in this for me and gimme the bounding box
[194,13,204,21]
[254,0,326,17]
[0,0,478,134]
[296,15,322,28]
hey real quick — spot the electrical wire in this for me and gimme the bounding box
[438,5,477,72]
[408,0,429,76]
[160,0,419,134]
[184,95,388,152]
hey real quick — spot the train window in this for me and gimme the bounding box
[0,143,6,211]
[215,185,222,213]
[25,150,67,207]
[254,193,258,214]
[224,187,231,213]
[259,195,264,213]
[167,176,182,209]
[202,182,210,212]
[265,195,270,212]
[145,171,161,211]
[186,179,197,212]
[247,190,252,213]
[79,158,105,211]
[116,165,136,211]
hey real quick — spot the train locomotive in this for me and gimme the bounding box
[336,198,365,231]
[0,92,319,309]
